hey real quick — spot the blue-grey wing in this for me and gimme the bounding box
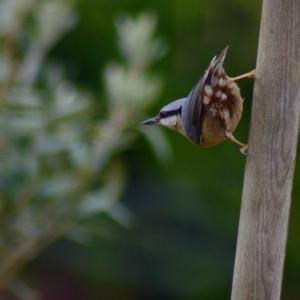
[183,47,229,144]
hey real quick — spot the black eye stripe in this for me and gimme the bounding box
[160,108,181,118]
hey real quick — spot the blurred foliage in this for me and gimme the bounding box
[0,0,167,293]
[1,0,300,300]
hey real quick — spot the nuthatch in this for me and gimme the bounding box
[142,47,255,154]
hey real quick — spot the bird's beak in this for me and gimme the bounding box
[141,116,160,125]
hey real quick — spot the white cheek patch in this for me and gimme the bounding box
[160,115,178,127]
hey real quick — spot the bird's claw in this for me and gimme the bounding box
[240,145,248,155]
[248,69,256,79]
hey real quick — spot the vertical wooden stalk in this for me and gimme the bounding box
[231,0,300,299]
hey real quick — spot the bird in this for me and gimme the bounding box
[142,47,255,154]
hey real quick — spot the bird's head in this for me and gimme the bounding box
[142,98,187,135]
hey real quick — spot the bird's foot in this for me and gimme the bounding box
[240,145,248,155]
[230,69,256,81]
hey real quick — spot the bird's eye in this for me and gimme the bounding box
[159,111,168,118]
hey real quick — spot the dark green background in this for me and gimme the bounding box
[27,1,300,299]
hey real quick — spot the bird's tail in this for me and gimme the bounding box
[205,46,229,84]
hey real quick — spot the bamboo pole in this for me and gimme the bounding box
[231,0,300,299]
